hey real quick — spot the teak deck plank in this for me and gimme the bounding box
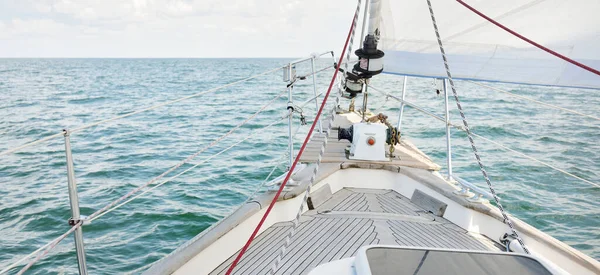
[210,188,500,275]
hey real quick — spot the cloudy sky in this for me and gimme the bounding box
[0,0,356,57]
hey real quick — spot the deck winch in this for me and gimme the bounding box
[339,122,388,161]
[338,115,400,161]
[353,34,385,78]
[342,71,364,99]
[341,33,385,99]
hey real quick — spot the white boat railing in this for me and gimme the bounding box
[368,83,600,200]
[0,53,337,275]
[284,51,337,167]
[2,58,599,274]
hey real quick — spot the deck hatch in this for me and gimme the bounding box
[363,247,553,275]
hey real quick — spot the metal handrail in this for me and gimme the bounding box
[368,84,600,190]
[1,52,337,275]
[453,175,493,200]
[289,51,335,65]
[3,91,291,275]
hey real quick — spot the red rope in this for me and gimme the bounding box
[456,0,600,76]
[224,13,358,275]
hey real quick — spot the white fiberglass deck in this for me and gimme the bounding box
[210,188,502,275]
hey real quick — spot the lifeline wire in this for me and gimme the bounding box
[467,81,600,122]
[89,115,291,223]
[368,84,600,190]
[1,65,295,157]
[155,123,304,269]
[426,0,530,253]
[85,90,286,222]
[11,90,286,275]
[15,222,82,275]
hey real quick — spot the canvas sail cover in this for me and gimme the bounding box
[379,0,600,89]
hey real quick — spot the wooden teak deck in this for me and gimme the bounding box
[299,113,440,171]
[210,188,501,275]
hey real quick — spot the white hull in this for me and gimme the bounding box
[145,113,600,275]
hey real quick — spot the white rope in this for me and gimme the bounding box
[0,177,71,274]
[228,123,304,215]
[0,66,284,157]
[11,90,286,274]
[0,237,57,275]
[89,115,290,223]
[15,222,82,275]
[427,0,529,253]
[467,81,600,122]
[0,133,65,158]
[12,141,286,275]
[85,90,286,222]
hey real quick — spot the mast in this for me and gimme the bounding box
[342,0,384,112]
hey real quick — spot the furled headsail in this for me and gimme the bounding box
[378,0,600,89]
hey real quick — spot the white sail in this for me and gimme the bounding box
[380,0,600,89]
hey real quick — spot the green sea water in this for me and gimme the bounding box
[0,58,598,274]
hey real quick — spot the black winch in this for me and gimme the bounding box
[353,34,385,78]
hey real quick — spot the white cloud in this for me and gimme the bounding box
[1,18,70,37]
[0,0,359,57]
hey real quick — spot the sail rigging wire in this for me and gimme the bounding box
[224,8,360,275]
[426,0,530,253]
[467,132,600,189]
[6,119,298,275]
[3,57,333,274]
[88,114,292,223]
[0,229,63,274]
[11,90,286,275]
[148,124,304,274]
[455,0,600,77]
[467,81,600,122]
[14,222,82,275]
[368,84,600,189]
[0,66,285,158]
[415,0,545,53]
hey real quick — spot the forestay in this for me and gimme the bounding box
[379,0,600,89]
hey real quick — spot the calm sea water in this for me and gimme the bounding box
[0,58,599,274]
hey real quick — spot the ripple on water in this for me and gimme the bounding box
[0,59,599,275]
